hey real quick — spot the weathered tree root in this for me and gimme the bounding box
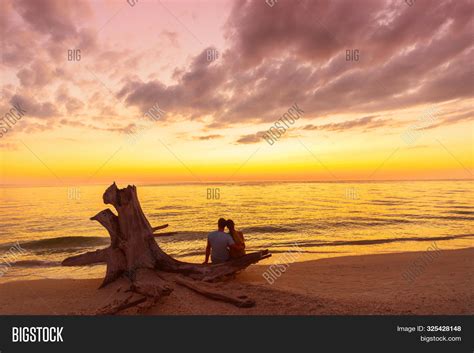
[95,274,256,315]
[62,183,271,314]
[175,277,255,308]
[96,293,147,315]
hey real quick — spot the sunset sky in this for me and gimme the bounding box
[0,0,472,186]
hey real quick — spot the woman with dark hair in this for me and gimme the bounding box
[226,219,246,258]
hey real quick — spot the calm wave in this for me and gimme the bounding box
[0,180,472,282]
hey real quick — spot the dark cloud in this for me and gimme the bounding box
[236,131,267,144]
[194,134,223,140]
[118,0,473,129]
[302,116,393,132]
[16,60,58,88]
[161,30,179,47]
[10,94,59,119]
[55,85,84,114]
[59,119,136,135]
[96,123,136,135]
[118,46,227,119]
[2,0,473,137]
[13,0,92,42]
[424,110,474,130]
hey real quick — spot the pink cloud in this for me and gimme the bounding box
[1,0,473,136]
[118,0,473,129]
[13,0,93,42]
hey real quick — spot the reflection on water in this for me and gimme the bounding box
[0,180,472,282]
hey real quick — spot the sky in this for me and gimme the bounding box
[0,0,472,186]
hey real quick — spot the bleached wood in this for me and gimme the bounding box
[62,183,271,314]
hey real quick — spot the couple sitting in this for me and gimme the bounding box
[203,218,246,264]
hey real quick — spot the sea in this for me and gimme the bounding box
[0,180,472,283]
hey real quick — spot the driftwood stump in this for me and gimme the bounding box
[62,183,271,314]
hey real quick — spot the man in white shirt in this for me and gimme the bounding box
[203,218,235,264]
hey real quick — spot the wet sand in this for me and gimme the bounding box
[0,248,472,315]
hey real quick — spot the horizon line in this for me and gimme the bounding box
[0,177,472,188]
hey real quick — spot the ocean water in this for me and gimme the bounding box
[0,181,472,283]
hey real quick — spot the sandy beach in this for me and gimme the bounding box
[0,247,472,315]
